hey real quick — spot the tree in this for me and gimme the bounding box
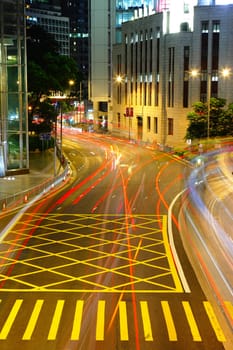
[185,97,233,140]
[27,25,81,134]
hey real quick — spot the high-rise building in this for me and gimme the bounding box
[61,0,89,94]
[90,0,233,144]
[26,0,70,56]
[26,0,61,9]
[0,0,29,175]
[89,0,163,129]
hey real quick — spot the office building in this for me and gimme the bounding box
[0,0,28,175]
[61,0,89,97]
[90,0,233,145]
[89,0,156,128]
[26,0,70,56]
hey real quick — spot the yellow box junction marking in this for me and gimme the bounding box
[0,214,184,293]
[162,215,183,292]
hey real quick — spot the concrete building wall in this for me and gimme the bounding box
[111,5,233,147]
[89,0,111,122]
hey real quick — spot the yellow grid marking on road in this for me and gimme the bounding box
[140,301,153,341]
[0,214,183,293]
[203,301,226,342]
[161,300,177,341]
[182,301,202,341]
[22,299,44,340]
[162,215,183,292]
[48,300,65,340]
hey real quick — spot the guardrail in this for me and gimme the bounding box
[0,158,70,212]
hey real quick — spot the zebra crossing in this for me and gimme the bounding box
[0,298,232,343]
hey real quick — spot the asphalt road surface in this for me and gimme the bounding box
[0,130,232,350]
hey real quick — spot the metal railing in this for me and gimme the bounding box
[0,158,70,212]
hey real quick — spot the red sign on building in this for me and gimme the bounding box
[126,107,133,117]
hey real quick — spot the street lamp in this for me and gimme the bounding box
[116,75,133,140]
[69,79,74,88]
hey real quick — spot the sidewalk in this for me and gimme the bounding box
[0,150,66,211]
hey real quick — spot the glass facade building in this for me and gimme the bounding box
[0,0,28,175]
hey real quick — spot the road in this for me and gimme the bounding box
[0,129,232,349]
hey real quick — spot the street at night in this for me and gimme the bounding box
[1,1,233,349]
[0,130,232,349]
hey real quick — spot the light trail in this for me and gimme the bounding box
[154,159,189,292]
[179,197,233,329]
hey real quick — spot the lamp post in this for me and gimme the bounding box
[116,75,133,140]
[54,113,57,176]
[207,71,211,140]
[60,80,75,161]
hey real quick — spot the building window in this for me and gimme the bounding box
[168,47,175,107]
[150,28,153,39]
[147,116,151,132]
[154,117,158,134]
[168,118,174,135]
[201,21,209,33]
[148,82,152,105]
[212,21,220,33]
[117,113,120,128]
[184,2,189,14]
[140,31,143,41]
[130,33,134,43]
[183,46,190,108]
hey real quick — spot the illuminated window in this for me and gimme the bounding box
[201,21,209,33]
[212,21,220,33]
[184,2,189,14]
[131,33,134,43]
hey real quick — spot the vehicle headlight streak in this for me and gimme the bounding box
[182,154,233,329]
[188,164,233,273]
